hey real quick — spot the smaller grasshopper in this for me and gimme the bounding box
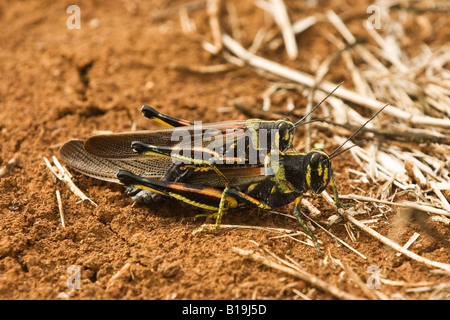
[60,89,387,254]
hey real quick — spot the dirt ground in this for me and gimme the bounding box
[0,0,449,300]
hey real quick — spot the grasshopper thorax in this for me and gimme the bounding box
[284,149,332,195]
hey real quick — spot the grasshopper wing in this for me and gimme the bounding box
[82,122,248,159]
[59,139,171,183]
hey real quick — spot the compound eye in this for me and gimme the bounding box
[276,121,294,150]
[309,153,320,170]
[277,122,288,138]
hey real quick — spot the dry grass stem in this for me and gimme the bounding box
[207,0,222,51]
[341,263,381,300]
[151,0,206,21]
[225,2,241,45]
[267,0,298,60]
[269,233,314,248]
[300,198,321,217]
[56,190,65,228]
[432,215,450,225]
[179,6,196,34]
[221,34,450,128]
[339,208,450,274]
[232,245,365,299]
[344,222,357,242]
[271,201,367,260]
[304,212,368,260]
[262,15,316,52]
[334,136,449,202]
[270,209,367,260]
[291,288,311,300]
[170,62,235,74]
[430,181,450,213]
[292,15,316,34]
[380,279,437,287]
[326,10,388,72]
[318,189,450,273]
[405,282,450,294]
[195,223,296,235]
[395,232,420,257]
[44,156,98,207]
[342,194,450,217]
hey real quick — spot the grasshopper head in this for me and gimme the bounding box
[304,149,331,195]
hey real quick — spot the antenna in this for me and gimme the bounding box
[328,104,389,158]
[327,142,361,160]
[291,82,343,130]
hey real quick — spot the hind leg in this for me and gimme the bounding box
[126,164,194,203]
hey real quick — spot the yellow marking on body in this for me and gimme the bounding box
[283,127,290,141]
[194,166,214,172]
[133,184,166,196]
[306,165,312,187]
[277,182,295,193]
[144,146,219,165]
[238,191,271,209]
[224,196,238,209]
[179,164,214,172]
[244,119,263,128]
[141,151,172,159]
[168,192,220,211]
[133,182,232,211]
[274,130,280,148]
[323,166,328,183]
[169,187,239,210]
[152,117,174,128]
[271,162,296,193]
[270,185,277,194]
[170,153,210,165]
[285,151,305,156]
[245,120,268,151]
[246,183,257,192]
[317,162,323,176]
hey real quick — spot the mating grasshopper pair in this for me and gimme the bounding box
[60,92,386,254]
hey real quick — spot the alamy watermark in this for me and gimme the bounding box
[366,265,381,289]
[67,265,81,289]
[66,5,81,30]
[366,5,381,29]
[169,122,282,175]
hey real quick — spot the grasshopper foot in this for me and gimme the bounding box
[126,188,163,204]
[193,212,218,221]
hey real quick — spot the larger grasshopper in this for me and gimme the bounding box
[60,92,386,254]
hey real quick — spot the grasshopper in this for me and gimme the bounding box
[60,91,387,254]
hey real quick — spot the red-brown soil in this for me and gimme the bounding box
[0,0,448,300]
